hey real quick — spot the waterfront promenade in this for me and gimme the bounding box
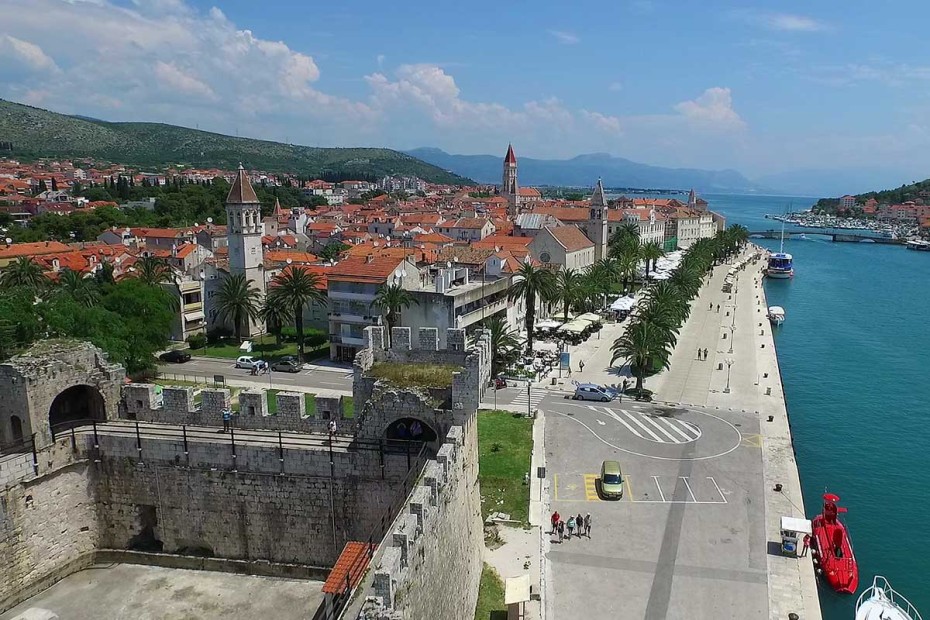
[511,245,821,620]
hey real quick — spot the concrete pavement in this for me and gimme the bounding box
[157,357,353,396]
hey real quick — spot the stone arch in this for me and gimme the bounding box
[49,384,106,432]
[385,417,438,443]
[10,415,24,444]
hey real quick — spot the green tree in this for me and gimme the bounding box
[259,297,292,346]
[215,273,262,341]
[102,279,176,373]
[482,314,522,377]
[319,241,349,262]
[0,257,46,294]
[371,283,418,346]
[57,268,100,307]
[639,241,664,280]
[554,268,582,321]
[133,255,175,286]
[0,287,42,359]
[507,262,557,353]
[266,267,327,362]
[610,319,673,392]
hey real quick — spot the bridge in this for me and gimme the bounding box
[749,226,901,244]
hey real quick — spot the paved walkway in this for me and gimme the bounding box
[556,247,821,620]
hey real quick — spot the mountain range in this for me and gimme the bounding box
[0,99,471,185]
[406,147,762,193]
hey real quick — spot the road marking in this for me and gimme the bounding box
[554,473,559,501]
[625,474,634,503]
[584,474,599,501]
[618,409,665,442]
[639,414,682,443]
[709,476,728,503]
[741,433,763,448]
[658,417,693,441]
[681,477,698,503]
[652,476,666,502]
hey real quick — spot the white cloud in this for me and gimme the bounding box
[376,54,386,68]
[581,110,622,133]
[154,61,215,100]
[548,30,580,45]
[0,35,59,71]
[739,10,827,33]
[674,87,746,130]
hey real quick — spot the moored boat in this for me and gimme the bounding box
[811,493,859,594]
[906,239,930,252]
[855,576,922,620]
[766,252,794,278]
[767,306,785,325]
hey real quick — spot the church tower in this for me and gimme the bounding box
[225,164,265,337]
[502,144,519,217]
[586,178,609,261]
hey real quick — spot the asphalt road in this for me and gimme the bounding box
[156,357,353,394]
[542,392,768,620]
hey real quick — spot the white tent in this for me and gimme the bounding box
[610,296,638,311]
[536,319,563,330]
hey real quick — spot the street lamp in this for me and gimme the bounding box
[724,358,734,393]
[728,325,736,354]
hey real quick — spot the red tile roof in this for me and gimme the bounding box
[544,225,594,252]
[321,542,374,595]
[0,240,72,260]
[504,144,517,164]
[226,165,260,204]
[328,254,406,283]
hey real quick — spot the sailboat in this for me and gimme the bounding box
[766,213,794,279]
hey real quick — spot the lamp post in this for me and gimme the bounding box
[527,381,532,418]
[724,358,734,393]
[728,325,736,354]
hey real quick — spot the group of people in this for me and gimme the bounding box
[550,511,591,542]
[249,361,269,375]
[696,347,710,361]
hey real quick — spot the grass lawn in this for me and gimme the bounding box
[368,362,460,389]
[265,389,280,414]
[478,410,534,526]
[342,396,354,418]
[199,334,328,362]
[474,563,506,620]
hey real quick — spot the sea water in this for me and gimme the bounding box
[708,194,930,618]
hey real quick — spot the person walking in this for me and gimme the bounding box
[222,407,232,433]
[709,302,713,310]
[584,513,592,537]
[551,511,560,534]
[576,513,584,538]
[703,348,709,361]
[697,347,702,360]
[716,304,720,313]
[801,534,811,557]
[579,360,585,373]
[566,516,575,539]
[557,520,565,542]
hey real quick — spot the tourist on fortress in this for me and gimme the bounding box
[551,511,560,534]
[222,408,232,433]
[557,520,565,542]
[576,513,584,538]
[566,516,575,538]
[584,513,591,537]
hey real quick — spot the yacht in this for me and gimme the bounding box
[767,306,785,325]
[855,576,922,620]
[906,239,930,252]
[766,218,794,278]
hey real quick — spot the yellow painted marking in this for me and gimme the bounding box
[554,474,559,501]
[584,474,599,501]
[741,433,763,448]
[624,474,634,502]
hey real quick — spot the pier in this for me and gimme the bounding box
[749,227,902,244]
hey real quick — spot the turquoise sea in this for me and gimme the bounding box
[707,193,930,619]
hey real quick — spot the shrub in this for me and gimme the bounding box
[305,329,327,347]
[207,327,232,344]
[187,333,207,350]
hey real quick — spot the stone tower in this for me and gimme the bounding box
[502,144,519,217]
[586,178,609,260]
[225,164,265,336]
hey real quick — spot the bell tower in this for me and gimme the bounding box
[586,178,609,260]
[225,164,265,336]
[502,144,519,217]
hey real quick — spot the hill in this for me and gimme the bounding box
[814,177,930,211]
[406,147,762,192]
[0,99,472,185]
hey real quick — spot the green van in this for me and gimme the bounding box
[600,460,623,499]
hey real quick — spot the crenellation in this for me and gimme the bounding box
[390,327,411,350]
[161,387,194,415]
[238,390,268,417]
[415,327,438,351]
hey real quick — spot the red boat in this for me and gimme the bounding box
[811,493,859,594]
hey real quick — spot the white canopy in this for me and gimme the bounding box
[610,296,638,311]
[768,306,786,315]
[780,516,812,535]
[576,312,602,322]
[532,340,559,352]
[651,271,672,280]
[536,319,563,329]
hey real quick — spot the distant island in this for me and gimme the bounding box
[0,99,472,185]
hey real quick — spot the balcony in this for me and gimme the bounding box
[183,301,203,313]
[456,298,508,327]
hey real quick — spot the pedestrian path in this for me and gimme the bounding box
[582,404,702,444]
[510,387,547,413]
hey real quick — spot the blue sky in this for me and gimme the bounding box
[1,0,928,189]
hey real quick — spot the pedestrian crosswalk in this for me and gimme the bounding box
[510,387,546,412]
[587,405,702,444]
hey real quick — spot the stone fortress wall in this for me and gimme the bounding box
[0,329,490,620]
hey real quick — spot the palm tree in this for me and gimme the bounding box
[57,268,100,307]
[259,296,293,346]
[371,282,418,346]
[640,241,664,280]
[267,267,327,362]
[609,222,640,251]
[215,273,262,341]
[668,266,703,301]
[94,261,115,286]
[614,241,641,293]
[1,256,46,293]
[588,258,620,308]
[554,268,583,321]
[507,261,557,353]
[610,319,673,392]
[644,281,689,325]
[134,255,175,286]
[483,314,522,377]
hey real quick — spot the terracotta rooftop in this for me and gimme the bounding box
[321,542,374,595]
[0,240,72,259]
[328,254,407,283]
[544,225,594,252]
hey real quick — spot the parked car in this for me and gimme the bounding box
[572,383,617,402]
[159,350,191,364]
[600,460,623,499]
[235,356,264,369]
[271,359,301,373]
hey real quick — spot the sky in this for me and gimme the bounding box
[1,0,929,189]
